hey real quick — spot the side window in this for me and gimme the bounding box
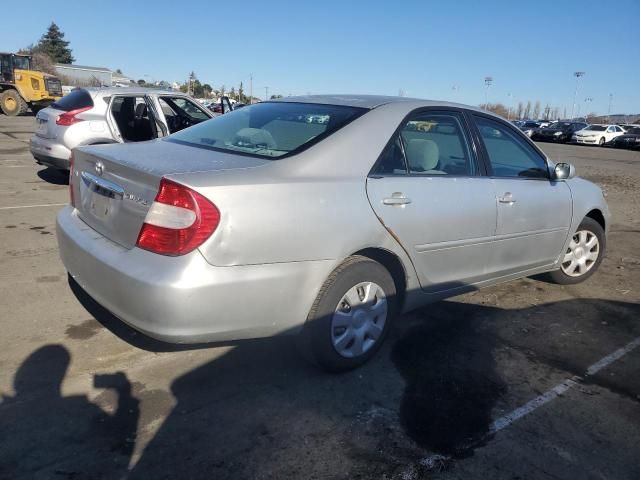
[373,137,407,175]
[400,112,475,175]
[474,115,548,179]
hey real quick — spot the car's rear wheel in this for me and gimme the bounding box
[548,217,605,285]
[599,137,606,146]
[300,255,397,372]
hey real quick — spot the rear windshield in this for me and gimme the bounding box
[549,122,571,129]
[51,89,94,112]
[167,102,367,159]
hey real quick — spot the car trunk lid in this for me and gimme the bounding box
[34,107,65,139]
[71,139,270,249]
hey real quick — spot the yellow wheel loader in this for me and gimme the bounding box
[0,52,62,116]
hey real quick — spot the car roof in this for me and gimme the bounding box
[81,87,185,96]
[272,94,488,113]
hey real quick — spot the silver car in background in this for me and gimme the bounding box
[30,87,217,171]
[57,95,610,371]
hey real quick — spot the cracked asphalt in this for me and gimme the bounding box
[0,114,638,479]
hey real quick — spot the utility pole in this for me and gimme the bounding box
[583,97,593,121]
[264,86,269,101]
[249,73,253,104]
[570,71,585,120]
[484,76,493,110]
[507,92,513,120]
[607,93,613,122]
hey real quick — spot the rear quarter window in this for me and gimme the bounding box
[51,89,94,112]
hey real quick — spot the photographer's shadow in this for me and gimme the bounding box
[0,345,139,479]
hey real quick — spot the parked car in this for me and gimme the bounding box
[233,103,247,110]
[609,126,640,150]
[533,121,588,143]
[518,121,541,138]
[206,96,233,115]
[536,120,553,128]
[30,87,214,171]
[57,95,609,371]
[572,124,625,146]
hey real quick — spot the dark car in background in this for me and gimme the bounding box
[533,121,588,143]
[610,126,640,150]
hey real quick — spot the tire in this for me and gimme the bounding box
[299,255,397,372]
[548,217,605,285]
[598,137,605,146]
[0,89,28,116]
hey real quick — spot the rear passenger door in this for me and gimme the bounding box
[471,114,572,276]
[367,110,497,293]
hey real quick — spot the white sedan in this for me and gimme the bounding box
[573,124,626,146]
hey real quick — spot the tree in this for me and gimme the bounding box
[229,87,236,100]
[34,22,74,64]
[532,101,541,120]
[115,68,123,74]
[523,101,532,119]
[516,102,524,120]
[270,94,283,100]
[481,103,509,119]
[137,79,145,86]
[202,83,212,98]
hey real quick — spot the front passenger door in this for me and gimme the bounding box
[472,114,572,276]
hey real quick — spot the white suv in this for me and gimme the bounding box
[30,87,229,170]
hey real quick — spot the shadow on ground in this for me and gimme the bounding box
[3,288,639,479]
[37,167,69,185]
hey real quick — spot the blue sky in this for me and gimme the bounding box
[3,0,639,114]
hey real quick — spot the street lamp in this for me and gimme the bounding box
[607,93,613,122]
[507,92,513,120]
[570,71,585,120]
[484,76,493,109]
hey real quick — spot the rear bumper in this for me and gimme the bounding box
[56,206,333,343]
[30,135,71,170]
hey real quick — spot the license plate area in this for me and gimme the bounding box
[80,171,124,221]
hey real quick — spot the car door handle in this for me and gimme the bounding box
[498,192,516,204]
[383,194,412,206]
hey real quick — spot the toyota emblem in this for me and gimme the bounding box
[95,161,105,176]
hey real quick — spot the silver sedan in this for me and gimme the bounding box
[57,95,610,371]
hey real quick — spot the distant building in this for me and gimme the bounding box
[55,63,112,86]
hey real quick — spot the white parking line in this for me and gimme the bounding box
[408,335,640,473]
[0,203,66,210]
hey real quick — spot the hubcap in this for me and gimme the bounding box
[331,282,387,358]
[5,97,16,111]
[561,230,600,277]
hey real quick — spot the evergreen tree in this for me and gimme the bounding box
[34,22,75,64]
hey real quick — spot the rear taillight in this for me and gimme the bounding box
[136,178,220,256]
[56,106,91,126]
[69,152,75,207]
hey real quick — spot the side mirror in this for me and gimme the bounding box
[553,162,576,180]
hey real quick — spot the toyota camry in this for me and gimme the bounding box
[57,95,610,371]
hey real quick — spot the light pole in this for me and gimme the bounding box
[607,93,613,122]
[249,73,253,104]
[484,76,493,109]
[570,71,585,120]
[581,97,593,121]
[264,86,269,101]
[507,92,513,120]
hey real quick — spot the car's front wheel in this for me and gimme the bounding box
[549,217,605,285]
[599,137,606,146]
[300,256,397,372]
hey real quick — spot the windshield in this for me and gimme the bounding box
[549,122,571,129]
[13,56,31,70]
[584,125,607,131]
[167,102,367,159]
